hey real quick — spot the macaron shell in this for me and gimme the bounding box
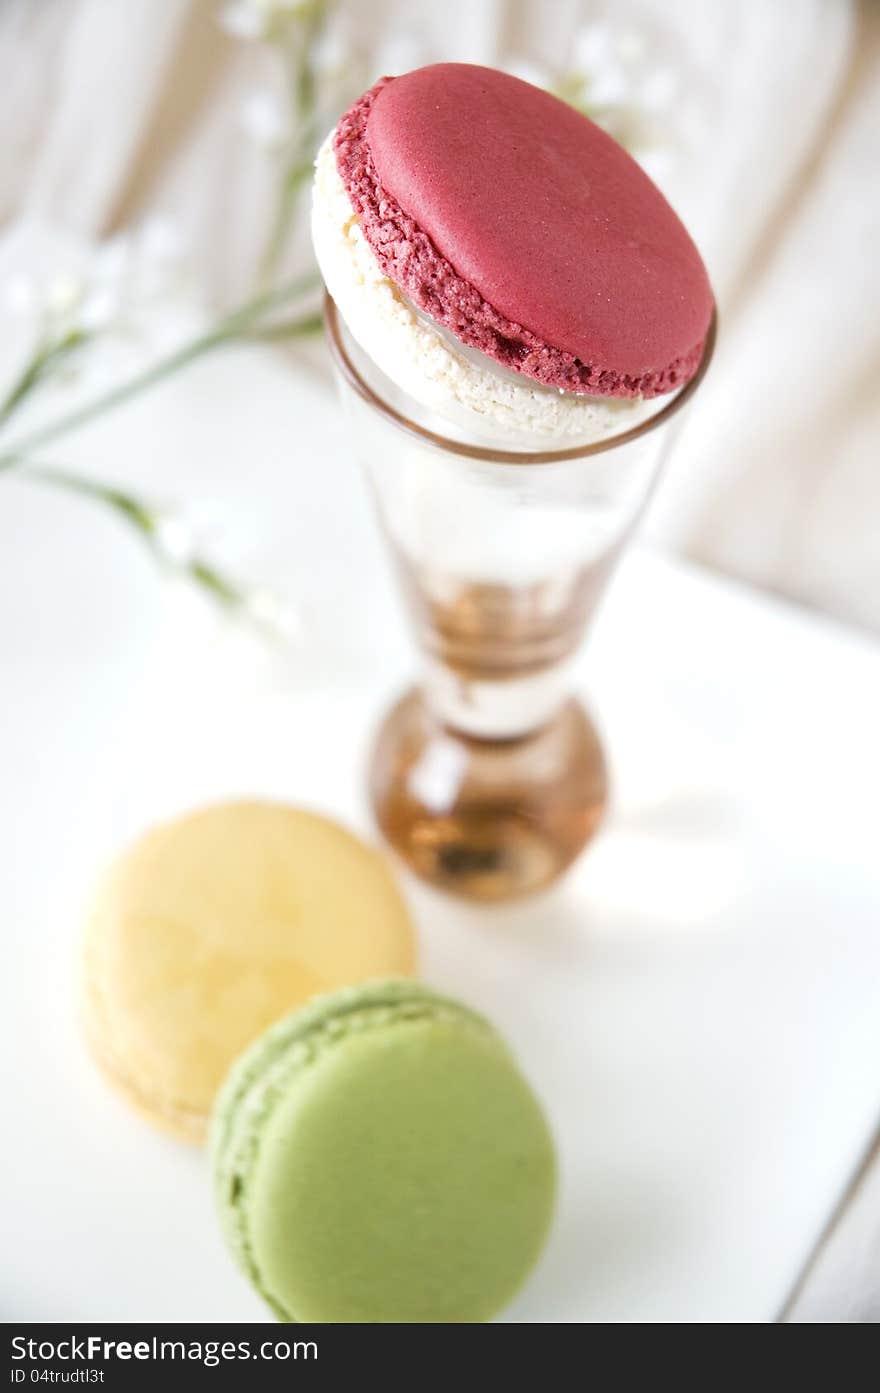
[229,1003,555,1322]
[338,64,712,395]
[212,979,473,1223]
[83,804,416,1140]
[212,979,481,1164]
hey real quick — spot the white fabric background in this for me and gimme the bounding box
[1,0,878,633]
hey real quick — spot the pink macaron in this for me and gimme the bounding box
[334,64,713,399]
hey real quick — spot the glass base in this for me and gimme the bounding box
[369,689,608,903]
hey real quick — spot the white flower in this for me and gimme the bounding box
[219,4,263,40]
[544,19,686,167]
[640,67,678,115]
[219,0,317,41]
[505,59,552,91]
[138,217,184,267]
[373,32,426,78]
[77,236,130,330]
[584,66,630,111]
[245,586,301,643]
[90,235,130,284]
[79,284,122,333]
[311,27,348,78]
[44,272,85,320]
[155,514,196,565]
[615,28,646,64]
[2,218,189,361]
[572,25,615,78]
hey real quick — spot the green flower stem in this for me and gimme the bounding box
[254,167,313,294]
[23,464,247,611]
[0,274,319,473]
[0,328,90,430]
[186,559,244,607]
[27,465,159,535]
[255,4,327,292]
[248,310,323,341]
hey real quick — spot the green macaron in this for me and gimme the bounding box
[212,979,556,1323]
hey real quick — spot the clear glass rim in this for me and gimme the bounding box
[324,291,717,465]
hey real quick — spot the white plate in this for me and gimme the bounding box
[2,352,879,1321]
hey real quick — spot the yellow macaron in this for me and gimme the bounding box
[82,801,416,1142]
